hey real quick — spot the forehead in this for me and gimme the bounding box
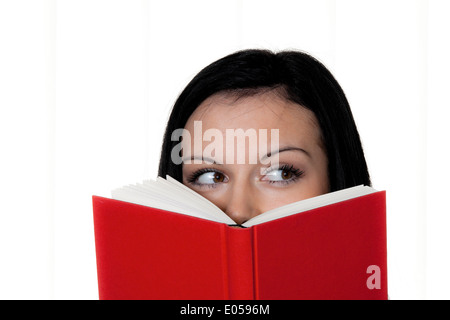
[184,90,321,143]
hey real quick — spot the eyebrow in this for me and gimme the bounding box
[261,146,311,160]
[183,146,310,164]
[181,155,223,165]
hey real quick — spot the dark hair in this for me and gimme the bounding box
[158,49,371,192]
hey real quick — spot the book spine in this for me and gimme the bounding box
[221,226,255,299]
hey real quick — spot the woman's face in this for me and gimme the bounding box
[182,90,329,225]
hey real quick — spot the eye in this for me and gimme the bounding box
[187,169,228,186]
[262,164,304,184]
[197,171,225,184]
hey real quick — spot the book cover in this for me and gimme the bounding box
[92,178,387,300]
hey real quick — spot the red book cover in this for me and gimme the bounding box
[92,183,387,300]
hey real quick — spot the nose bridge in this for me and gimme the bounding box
[224,179,260,225]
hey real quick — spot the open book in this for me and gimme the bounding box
[110,175,377,227]
[93,177,387,300]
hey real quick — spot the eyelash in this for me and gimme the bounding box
[187,168,226,188]
[186,164,304,187]
[266,164,304,185]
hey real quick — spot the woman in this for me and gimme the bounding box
[158,49,370,225]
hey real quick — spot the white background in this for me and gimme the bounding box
[0,0,449,299]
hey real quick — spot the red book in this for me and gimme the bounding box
[93,177,387,300]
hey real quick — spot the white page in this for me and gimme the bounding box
[111,177,377,227]
[111,176,235,224]
[241,185,377,227]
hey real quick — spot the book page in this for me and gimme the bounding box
[111,176,236,224]
[111,176,377,227]
[241,185,377,227]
